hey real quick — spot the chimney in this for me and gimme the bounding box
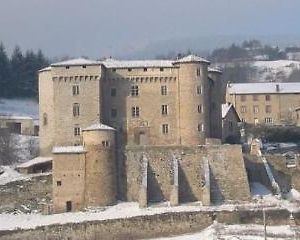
[276,84,280,92]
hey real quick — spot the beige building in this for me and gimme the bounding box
[0,115,37,135]
[38,55,252,213]
[39,55,223,155]
[226,82,300,126]
[221,103,241,143]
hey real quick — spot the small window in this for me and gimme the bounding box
[196,68,201,76]
[229,121,233,131]
[128,68,132,72]
[265,117,273,124]
[198,123,204,132]
[102,141,110,147]
[66,66,70,69]
[253,105,259,114]
[198,105,203,113]
[162,124,169,134]
[82,65,86,69]
[74,126,80,136]
[73,103,80,117]
[112,68,116,72]
[131,106,140,117]
[131,85,139,96]
[240,106,247,113]
[196,85,202,95]
[160,68,164,72]
[57,181,62,186]
[241,118,246,122]
[161,105,168,115]
[266,95,271,101]
[144,68,147,72]
[72,85,79,96]
[266,105,272,113]
[241,95,246,102]
[43,113,48,125]
[66,201,72,212]
[253,95,258,101]
[111,88,116,97]
[111,108,117,118]
[161,85,167,95]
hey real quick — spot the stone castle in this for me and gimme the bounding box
[39,55,250,213]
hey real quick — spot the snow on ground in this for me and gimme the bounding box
[0,98,38,119]
[0,165,50,185]
[0,200,300,231]
[251,60,300,82]
[151,222,297,240]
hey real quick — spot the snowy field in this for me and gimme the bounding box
[251,60,300,82]
[152,222,298,240]
[0,98,38,119]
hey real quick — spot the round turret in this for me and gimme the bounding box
[82,123,117,207]
[174,55,210,145]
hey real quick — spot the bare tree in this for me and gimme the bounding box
[0,128,17,165]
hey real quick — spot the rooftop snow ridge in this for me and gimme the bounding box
[51,58,100,67]
[227,82,300,94]
[52,146,86,154]
[83,123,115,131]
[174,54,210,64]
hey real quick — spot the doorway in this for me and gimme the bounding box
[66,201,72,212]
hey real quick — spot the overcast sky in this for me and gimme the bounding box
[1,0,300,59]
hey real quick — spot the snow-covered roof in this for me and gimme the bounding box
[17,157,52,169]
[227,82,300,95]
[208,67,222,73]
[82,123,115,131]
[0,115,33,120]
[38,66,51,72]
[52,146,86,154]
[173,54,210,64]
[51,58,100,67]
[222,103,232,119]
[222,103,240,121]
[101,58,174,69]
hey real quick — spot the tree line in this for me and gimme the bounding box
[0,43,49,99]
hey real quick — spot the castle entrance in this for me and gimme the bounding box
[139,131,148,145]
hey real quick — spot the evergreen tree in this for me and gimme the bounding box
[10,46,24,97]
[0,43,10,97]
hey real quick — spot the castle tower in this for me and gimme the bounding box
[82,123,117,207]
[174,55,210,145]
[208,68,223,139]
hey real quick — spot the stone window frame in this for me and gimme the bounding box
[240,106,247,113]
[73,103,80,117]
[265,117,273,124]
[253,105,259,114]
[161,85,168,95]
[196,68,201,76]
[196,85,202,95]
[102,140,110,147]
[72,85,79,96]
[74,125,81,136]
[161,105,168,115]
[198,123,204,132]
[198,105,203,113]
[265,95,271,101]
[131,85,139,97]
[131,106,140,118]
[57,181,62,186]
[162,124,169,134]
